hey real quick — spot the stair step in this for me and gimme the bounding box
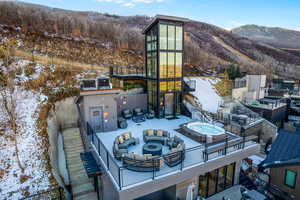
[73,182,94,196]
[74,192,98,200]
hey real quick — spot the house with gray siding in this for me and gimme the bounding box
[76,15,260,200]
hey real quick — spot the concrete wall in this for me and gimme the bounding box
[47,97,79,197]
[53,97,78,129]
[270,165,300,199]
[232,87,248,101]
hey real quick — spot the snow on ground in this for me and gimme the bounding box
[189,77,223,113]
[0,88,51,199]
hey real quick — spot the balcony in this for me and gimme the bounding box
[85,116,259,192]
[110,66,146,79]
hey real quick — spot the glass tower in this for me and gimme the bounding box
[143,15,188,118]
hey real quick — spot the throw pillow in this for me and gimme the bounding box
[124,132,130,140]
[148,129,154,136]
[118,136,124,144]
[157,130,163,136]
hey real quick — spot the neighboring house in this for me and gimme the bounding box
[261,129,300,200]
[76,15,260,200]
[232,75,266,102]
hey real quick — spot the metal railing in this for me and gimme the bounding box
[110,66,146,77]
[86,122,257,190]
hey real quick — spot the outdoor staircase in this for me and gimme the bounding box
[63,128,98,200]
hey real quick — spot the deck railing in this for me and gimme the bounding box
[86,122,257,190]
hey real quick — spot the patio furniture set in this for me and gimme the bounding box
[113,129,185,172]
[120,108,155,125]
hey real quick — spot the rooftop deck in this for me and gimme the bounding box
[88,116,259,191]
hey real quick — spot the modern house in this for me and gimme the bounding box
[261,128,300,200]
[232,75,267,102]
[76,15,260,200]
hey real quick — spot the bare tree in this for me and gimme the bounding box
[0,40,25,173]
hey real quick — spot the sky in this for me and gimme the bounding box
[21,0,300,31]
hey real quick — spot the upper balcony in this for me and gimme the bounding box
[110,65,146,79]
[83,115,259,197]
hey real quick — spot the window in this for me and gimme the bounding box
[168,25,175,50]
[160,52,167,78]
[175,81,182,91]
[160,81,167,91]
[175,26,183,50]
[160,24,167,50]
[285,170,297,188]
[167,52,175,78]
[167,81,175,91]
[175,53,182,78]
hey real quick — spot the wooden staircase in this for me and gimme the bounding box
[63,128,98,200]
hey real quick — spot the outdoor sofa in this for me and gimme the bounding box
[113,132,139,160]
[122,153,164,172]
[164,136,186,167]
[143,129,170,145]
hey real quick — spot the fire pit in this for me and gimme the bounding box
[143,143,162,156]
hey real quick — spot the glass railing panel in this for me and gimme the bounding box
[120,167,153,187]
[108,155,121,187]
[182,147,204,169]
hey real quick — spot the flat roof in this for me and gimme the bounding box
[93,116,258,191]
[142,14,189,34]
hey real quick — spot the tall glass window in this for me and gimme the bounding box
[175,26,183,50]
[160,24,167,50]
[167,52,175,78]
[168,25,175,50]
[175,52,182,78]
[160,52,167,78]
[160,81,167,91]
[175,81,182,91]
[198,163,236,198]
[167,81,175,91]
[225,163,235,189]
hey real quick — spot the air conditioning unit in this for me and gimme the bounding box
[80,77,112,90]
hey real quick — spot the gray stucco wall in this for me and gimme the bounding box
[116,94,148,117]
[83,94,119,132]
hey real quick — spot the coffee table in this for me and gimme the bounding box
[143,143,162,156]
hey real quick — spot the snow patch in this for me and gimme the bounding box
[0,89,51,199]
[189,77,223,113]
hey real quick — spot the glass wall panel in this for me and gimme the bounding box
[225,163,235,189]
[217,167,226,192]
[160,24,167,50]
[175,53,182,78]
[167,52,175,78]
[207,170,217,196]
[175,81,182,91]
[160,81,167,91]
[199,174,207,198]
[168,25,175,50]
[175,26,183,50]
[160,52,167,78]
[167,81,175,91]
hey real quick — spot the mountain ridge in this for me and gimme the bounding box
[0,1,300,79]
[232,24,300,49]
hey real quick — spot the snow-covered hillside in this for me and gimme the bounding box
[189,77,223,113]
[0,88,51,199]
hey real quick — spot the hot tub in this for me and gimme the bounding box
[183,122,226,143]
